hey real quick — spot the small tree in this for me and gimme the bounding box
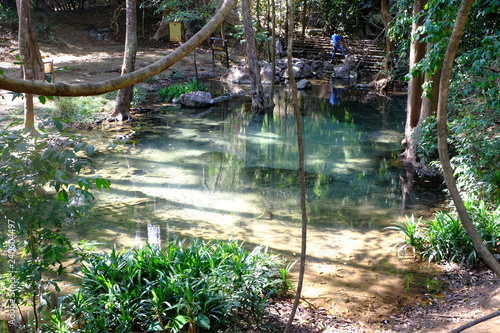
[111,0,138,121]
[16,0,43,130]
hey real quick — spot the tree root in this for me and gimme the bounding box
[450,311,500,333]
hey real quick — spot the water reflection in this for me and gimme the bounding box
[87,79,415,245]
[78,79,446,312]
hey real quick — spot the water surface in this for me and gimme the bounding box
[77,79,440,315]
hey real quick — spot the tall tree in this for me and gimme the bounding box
[16,0,43,130]
[436,0,500,277]
[241,0,267,112]
[284,0,308,330]
[111,0,138,121]
[0,0,238,96]
[380,0,395,70]
[401,0,427,167]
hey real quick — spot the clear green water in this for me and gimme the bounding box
[81,79,436,249]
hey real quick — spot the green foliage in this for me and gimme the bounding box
[37,23,67,46]
[0,3,18,29]
[388,200,500,266]
[318,0,380,36]
[0,122,110,331]
[387,215,425,258]
[44,239,291,332]
[156,79,208,102]
[132,86,149,107]
[53,96,114,126]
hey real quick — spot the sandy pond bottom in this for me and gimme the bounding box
[60,110,443,325]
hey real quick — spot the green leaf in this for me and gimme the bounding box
[86,145,95,156]
[146,321,164,331]
[74,142,85,153]
[57,189,69,202]
[53,119,63,131]
[172,315,189,332]
[195,313,210,329]
[38,96,46,104]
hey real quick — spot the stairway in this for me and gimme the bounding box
[292,36,385,72]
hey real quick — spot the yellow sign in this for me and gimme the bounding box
[169,22,182,42]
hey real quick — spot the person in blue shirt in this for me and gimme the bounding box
[331,33,346,62]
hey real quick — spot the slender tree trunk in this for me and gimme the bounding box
[16,0,43,130]
[284,0,308,330]
[380,0,395,70]
[420,65,441,119]
[270,0,277,103]
[241,0,266,112]
[402,0,427,166]
[436,0,500,278]
[301,0,307,36]
[112,0,137,120]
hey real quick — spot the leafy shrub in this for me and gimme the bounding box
[0,122,110,332]
[53,96,114,126]
[389,200,500,266]
[44,239,291,332]
[157,79,208,102]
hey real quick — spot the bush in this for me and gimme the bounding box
[44,239,291,332]
[157,79,208,102]
[388,200,500,266]
[0,122,110,332]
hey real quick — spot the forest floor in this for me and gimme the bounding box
[1,6,500,333]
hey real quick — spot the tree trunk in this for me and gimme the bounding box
[301,0,307,36]
[270,0,277,103]
[380,0,395,70]
[112,0,137,121]
[284,0,308,330]
[241,0,266,112]
[402,0,427,167]
[153,9,171,41]
[16,0,43,130]
[1,0,238,96]
[420,65,441,120]
[436,0,500,278]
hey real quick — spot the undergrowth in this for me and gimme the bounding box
[43,239,292,332]
[388,200,500,266]
[157,79,208,102]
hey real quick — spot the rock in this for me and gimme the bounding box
[211,92,234,103]
[296,79,312,90]
[280,58,314,79]
[332,57,358,79]
[176,91,214,108]
[221,61,277,85]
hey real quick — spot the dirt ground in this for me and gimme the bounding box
[1,8,500,333]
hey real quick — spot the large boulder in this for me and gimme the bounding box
[332,56,358,79]
[280,59,314,80]
[296,79,312,90]
[176,91,214,108]
[220,61,276,84]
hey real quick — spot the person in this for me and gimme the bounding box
[275,39,283,57]
[331,33,346,62]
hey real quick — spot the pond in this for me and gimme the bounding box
[73,77,444,321]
